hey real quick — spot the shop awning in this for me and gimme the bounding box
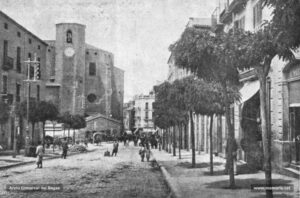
[239,80,260,104]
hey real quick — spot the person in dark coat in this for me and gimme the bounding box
[139,146,145,162]
[111,141,119,156]
[61,138,69,159]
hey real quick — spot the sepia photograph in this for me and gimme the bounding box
[0,0,299,197]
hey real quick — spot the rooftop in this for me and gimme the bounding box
[0,10,48,46]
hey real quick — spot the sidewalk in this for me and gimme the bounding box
[0,143,103,170]
[152,148,300,198]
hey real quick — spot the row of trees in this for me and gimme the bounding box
[155,1,300,198]
[154,77,238,171]
[0,99,87,148]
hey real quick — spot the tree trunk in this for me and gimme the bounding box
[31,122,35,145]
[68,128,70,144]
[173,125,176,156]
[42,121,45,148]
[73,129,75,145]
[165,128,168,152]
[168,127,172,153]
[187,119,190,151]
[162,129,165,150]
[210,114,214,175]
[179,123,182,159]
[190,111,195,168]
[258,68,273,198]
[221,84,235,188]
[163,129,166,151]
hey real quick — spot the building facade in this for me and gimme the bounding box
[123,101,135,133]
[218,0,300,171]
[45,23,124,119]
[0,11,48,149]
[0,11,124,149]
[165,0,300,174]
[132,92,155,133]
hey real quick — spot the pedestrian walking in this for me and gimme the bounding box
[139,146,146,162]
[111,141,119,156]
[36,141,44,168]
[61,138,69,159]
[84,138,88,147]
[145,146,152,162]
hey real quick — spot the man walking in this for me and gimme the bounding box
[61,138,69,159]
[36,141,44,168]
[111,140,119,156]
[139,146,146,162]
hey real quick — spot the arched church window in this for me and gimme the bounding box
[66,30,72,43]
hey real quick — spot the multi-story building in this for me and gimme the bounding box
[0,11,124,149]
[132,92,155,133]
[0,11,48,149]
[123,101,135,133]
[218,0,300,174]
[44,23,124,118]
[167,0,300,175]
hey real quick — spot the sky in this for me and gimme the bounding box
[0,0,218,102]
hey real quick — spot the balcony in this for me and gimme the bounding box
[220,0,248,24]
[2,56,14,71]
[211,7,224,32]
[239,68,257,82]
[16,95,21,103]
[144,117,152,121]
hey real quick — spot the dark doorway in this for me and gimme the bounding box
[240,92,263,170]
[290,107,300,162]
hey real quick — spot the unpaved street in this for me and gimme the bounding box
[0,143,169,198]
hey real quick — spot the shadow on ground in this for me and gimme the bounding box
[176,161,223,169]
[251,195,294,198]
[203,163,260,176]
[204,178,294,190]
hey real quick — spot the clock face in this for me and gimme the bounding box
[64,47,75,57]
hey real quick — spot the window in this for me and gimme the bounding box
[28,53,34,79]
[17,32,21,37]
[16,83,21,102]
[3,40,8,58]
[38,45,40,50]
[37,85,40,101]
[145,111,149,120]
[145,102,148,109]
[86,51,89,55]
[48,49,51,52]
[234,16,245,30]
[4,23,8,29]
[66,30,72,43]
[16,47,21,73]
[87,93,97,103]
[37,57,41,79]
[89,62,96,76]
[28,38,32,44]
[253,0,262,28]
[2,75,7,94]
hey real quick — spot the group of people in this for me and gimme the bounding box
[35,137,70,169]
[108,138,152,162]
[139,145,151,162]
